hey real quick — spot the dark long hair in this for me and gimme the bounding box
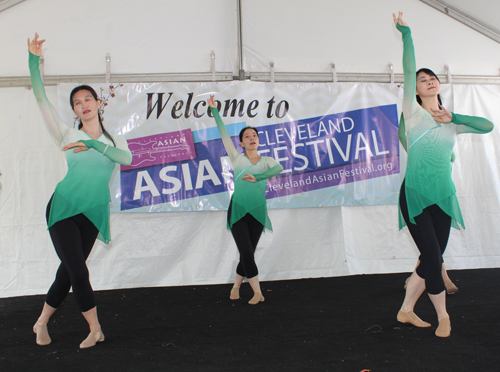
[239,127,259,142]
[70,85,116,147]
[416,68,443,107]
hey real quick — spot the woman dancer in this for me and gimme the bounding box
[393,12,493,337]
[207,95,283,305]
[28,33,132,348]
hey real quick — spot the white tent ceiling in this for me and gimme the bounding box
[0,0,499,83]
[1,0,498,33]
[0,0,25,12]
[420,0,500,43]
[443,0,500,33]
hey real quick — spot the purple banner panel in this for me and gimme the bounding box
[121,129,196,171]
[256,104,400,176]
[119,103,400,211]
[265,155,400,198]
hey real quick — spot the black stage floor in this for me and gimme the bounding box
[1,268,499,372]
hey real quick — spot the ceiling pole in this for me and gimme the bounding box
[237,0,245,80]
[419,0,500,44]
[0,0,26,13]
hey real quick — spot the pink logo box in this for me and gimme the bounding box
[121,129,196,171]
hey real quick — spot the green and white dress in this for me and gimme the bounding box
[396,24,494,230]
[210,107,283,230]
[29,52,132,243]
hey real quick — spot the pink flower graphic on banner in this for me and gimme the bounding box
[121,129,196,171]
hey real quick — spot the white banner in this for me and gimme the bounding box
[56,82,424,213]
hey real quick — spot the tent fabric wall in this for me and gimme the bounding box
[1,0,500,298]
[1,84,498,298]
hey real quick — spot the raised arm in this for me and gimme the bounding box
[28,33,69,146]
[394,13,418,119]
[207,95,241,163]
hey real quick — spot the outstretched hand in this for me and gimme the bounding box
[28,33,45,56]
[430,105,453,124]
[62,142,90,153]
[393,11,408,28]
[242,173,257,183]
[207,95,217,108]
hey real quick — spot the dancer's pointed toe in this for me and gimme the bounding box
[397,310,431,328]
[230,287,240,300]
[435,316,451,337]
[403,276,410,289]
[33,322,51,346]
[445,281,458,295]
[79,330,105,349]
[248,293,265,305]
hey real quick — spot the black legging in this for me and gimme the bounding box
[45,196,99,312]
[228,201,263,279]
[399,180,451,295]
